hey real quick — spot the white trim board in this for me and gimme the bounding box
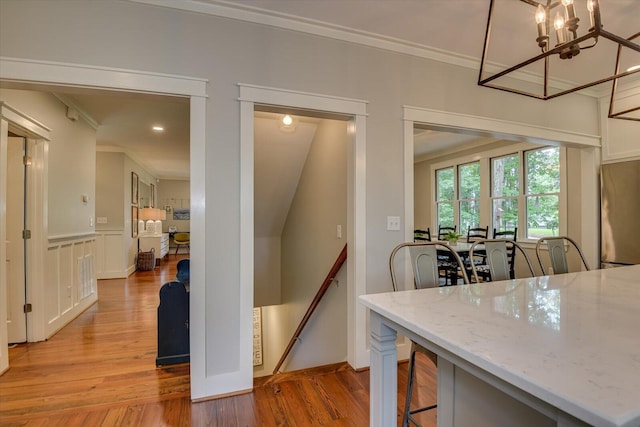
[238,84,369,377]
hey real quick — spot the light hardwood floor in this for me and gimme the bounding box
[0,255,437,426]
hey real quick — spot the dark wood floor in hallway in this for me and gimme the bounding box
[0,255,437,426]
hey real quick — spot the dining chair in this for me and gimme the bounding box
[535,236,590,275]
[437,225,457,240]
[489,227,518,279]
[464,226,489,277]
[436,225,458,285]
[414,228,431,242]
[469,239,535,283]
[467,225,489,243]
[173,233,190,256]
[389,242,469,427]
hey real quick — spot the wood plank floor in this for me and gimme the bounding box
[0,256,437,426]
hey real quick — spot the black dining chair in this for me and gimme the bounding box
[414,228,431,242]
[437,225,458,285]
[389,242,469,427]
[464,226,489,278]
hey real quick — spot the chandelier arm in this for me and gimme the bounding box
[599,29,640,54]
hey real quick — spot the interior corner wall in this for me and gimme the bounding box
[278,119,348,372]
[0,89,96,238]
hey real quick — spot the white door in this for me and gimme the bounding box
[6,136,27,343]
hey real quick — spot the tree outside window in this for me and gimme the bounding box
[525,147,560,238]
[436,167,454,227]
[491,154,519,232]
[458,162,480,232]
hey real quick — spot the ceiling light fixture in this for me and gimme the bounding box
[608,32,640,121]
[152,125,164,132]
[279,114,297,132]
[478,0,640,100]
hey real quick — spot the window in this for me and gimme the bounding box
[458,162,480,231]
[432,143,563,242]
[491,154,519,232]
[436,167,454,227]
[525,147,560,239]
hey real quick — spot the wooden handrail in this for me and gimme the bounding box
[273,243,347,374]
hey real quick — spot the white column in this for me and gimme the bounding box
[369,311,398,427]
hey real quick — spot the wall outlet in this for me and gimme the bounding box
[337,224,342,238]
[387,216,400,231]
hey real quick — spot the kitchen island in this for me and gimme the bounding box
[360,265,640,427]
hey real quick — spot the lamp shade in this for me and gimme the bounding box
[157,208,166,220]
[139,207,157,221]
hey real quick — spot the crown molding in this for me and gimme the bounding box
[52,93,100,130]
[129,0,607,99]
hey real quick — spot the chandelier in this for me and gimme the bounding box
[608,31,640,121]
[478,0,640,101]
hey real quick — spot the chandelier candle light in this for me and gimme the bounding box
[478,0,640,100]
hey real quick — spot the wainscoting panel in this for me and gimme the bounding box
[95,231,127,279]
[45,236,98,339]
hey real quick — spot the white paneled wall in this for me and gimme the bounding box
[45,237,98,339]
[95,231,128,279]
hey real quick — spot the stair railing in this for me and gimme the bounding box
[272,243,347,374]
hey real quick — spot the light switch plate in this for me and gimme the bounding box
[387,216,400,231]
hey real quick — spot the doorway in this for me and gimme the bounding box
[239,84,369,389]
[402,106,600,267]
[252,109,349,377]
[0,58,208,396]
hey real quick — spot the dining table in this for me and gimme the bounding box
[360,265,640,427]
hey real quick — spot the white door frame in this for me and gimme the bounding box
[402,106,601,267]
[0,102,51,373]
[0,59,209,396]
[238,84,369,379]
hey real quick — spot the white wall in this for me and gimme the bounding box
[280,119,348,372]
[96,152,125,229]
[0,0,604,398]
[0,89,96,237]
[254,236,281,307]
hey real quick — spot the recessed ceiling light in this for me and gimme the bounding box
[152,126,164,132]
[282,115,293,126]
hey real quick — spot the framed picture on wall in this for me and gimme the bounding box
[150,183,155,207]
[164,205,173,215]
[132,205,138,237]
[173,208,190,220]
[131,172,139,205]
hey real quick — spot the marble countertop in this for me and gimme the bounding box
[360,265,640,427]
